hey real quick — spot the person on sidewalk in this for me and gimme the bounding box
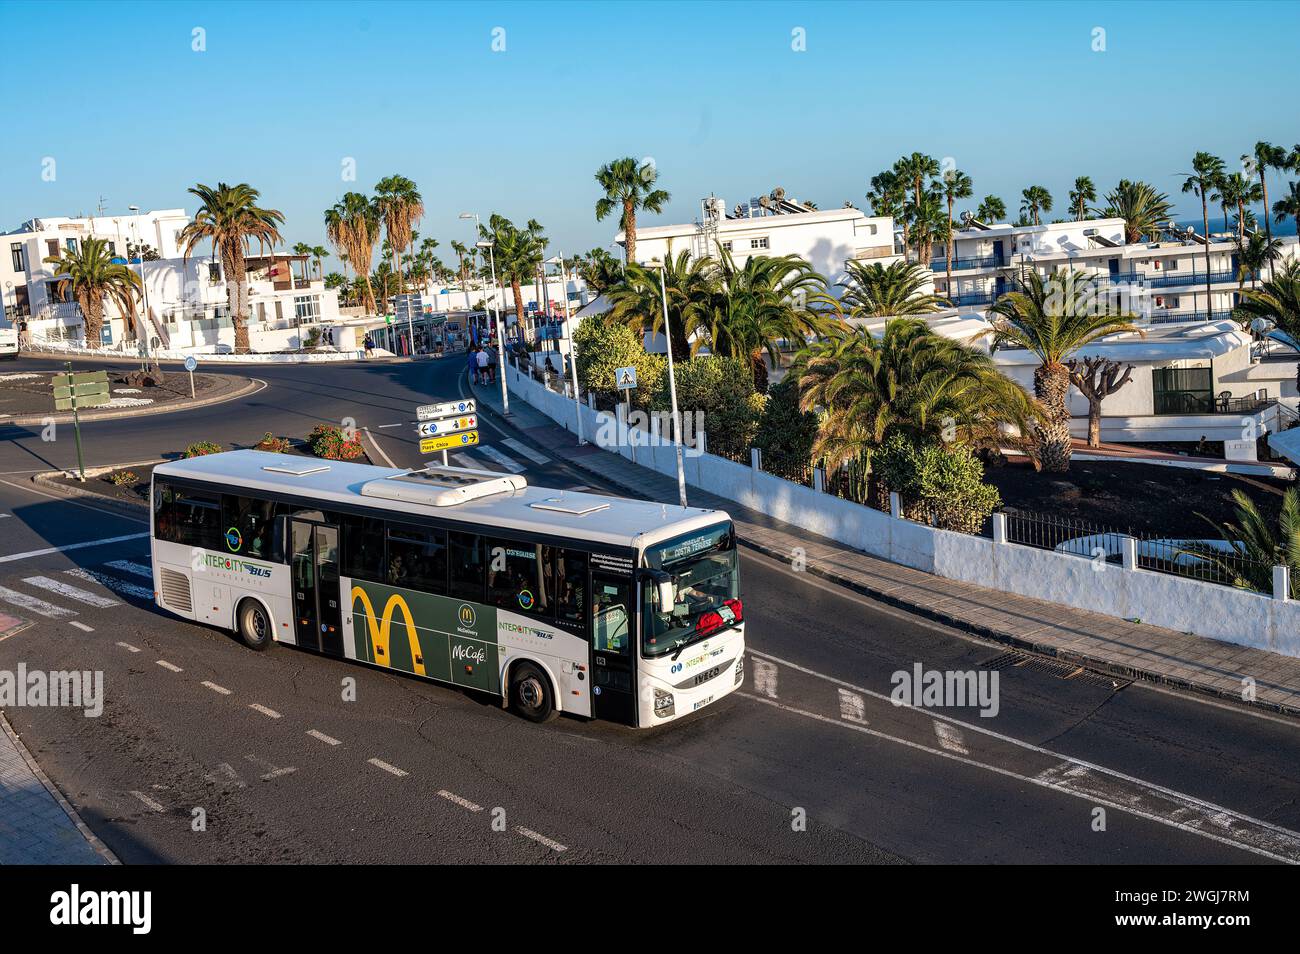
[363,333,374,358]
[486,345,497,384]
[476,346,490,384]
[467,346,480,384]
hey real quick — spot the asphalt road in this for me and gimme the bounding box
[1,352,1299,864]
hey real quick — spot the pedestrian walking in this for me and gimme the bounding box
[363,333,374,358]
[467,346,480,384]
[476,346,489,384]
[486,345,497,384]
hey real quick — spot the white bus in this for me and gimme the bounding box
[149,449,745,726]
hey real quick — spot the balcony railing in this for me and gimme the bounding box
[947,290,1000,307]
[1148,310,1235,325]
[930,255,1003,272]
[1108,269,1246,289]
[1153,391,1271,415]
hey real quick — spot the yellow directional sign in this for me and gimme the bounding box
[420,430,479,455]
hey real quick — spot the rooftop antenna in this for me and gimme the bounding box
[95,196,108,217]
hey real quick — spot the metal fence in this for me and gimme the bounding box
[1000,509,1274,589]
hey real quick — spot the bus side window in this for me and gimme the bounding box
[448,532,484,602]
[555,549,588,628]
[591,574,630,655]
[387,527,447,594]
[221,494,281,560]
[173,489,222,550]
[486,538,551,617]
[340,515,385,582]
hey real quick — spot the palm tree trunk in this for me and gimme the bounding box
[228,249,250,353]
[512,279,526,345]
[80,290,103,347]
[1202,195,1212,320]
[1034,362,1072,472]
[623,201,637,263]
[945,196,954,295]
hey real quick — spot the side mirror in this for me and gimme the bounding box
[645,570,675,615]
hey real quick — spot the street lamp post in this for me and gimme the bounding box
[127,206,151,367]
[477,238,509,415]
[546,255,584,444]
[458,212,482,347]
[649,258,687,508]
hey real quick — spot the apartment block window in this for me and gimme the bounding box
[721,241,733,252]
[750,237,769,250]
[46,240,59,259]
[65,238,78,254]
[207,263,222,283]
[1153,366,1212,415]
[10,242,24,272]
[1167,259,1178,271]
[294,295,321,323]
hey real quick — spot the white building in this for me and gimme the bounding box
[617,190,902,289]
[1,209,341,353]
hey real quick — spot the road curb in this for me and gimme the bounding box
[472,377,1300,723]
[6,375,264,426]
[0,709,120,864]
[31,466,152,520]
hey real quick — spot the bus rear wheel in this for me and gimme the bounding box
[236,599,274,652]
[509,662,557,723]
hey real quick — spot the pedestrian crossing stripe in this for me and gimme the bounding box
[474,445,526,474]
[0,585,78,619]
[502,438,551,466]
[63,568,154,601]
[21,576,119,608]
[105,560,152,580]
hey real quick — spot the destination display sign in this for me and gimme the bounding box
[417,414,476,437]
[419,430,480,455]
[417,399,476,421]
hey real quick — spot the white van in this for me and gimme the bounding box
[0,328,18,359]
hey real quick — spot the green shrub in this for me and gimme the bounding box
[874,433,1001,534]
[652,355,764,461]
[308,424,364,461]
[573,315,665,409]
[182,441,223,458]
[753,376,819,481]
[255,432,291,453]
[108,470,138,487]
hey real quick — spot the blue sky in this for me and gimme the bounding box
[2,0,1297,269]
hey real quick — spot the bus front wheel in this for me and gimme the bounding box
[236,599,274,652]
[509,662,557,723]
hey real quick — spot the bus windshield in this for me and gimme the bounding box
[641,523,740,658]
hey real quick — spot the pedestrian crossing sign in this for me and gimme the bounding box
[615,366,637,390]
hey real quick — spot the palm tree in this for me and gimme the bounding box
[606,248,713,363]
[1019,186,1053,226]
[324,192,380,314]
[894,153,941,261]
[373,175,423,296]
[1182,488,1300,596]
[976,196,1006,223]
[43,236,141,347]
[988,269,1141,472]
[480,214,546,344]
[576,247,624,295]
[835,260,948,317]
[940,169,974,291]
[310,245,329,280]
[1272,179,1300,250]
[1097,179,1174,244]
[1181,153,1226,320]
[178,182,285,353]
[1236,261,1300,390]
[594,157,671,263]
[1068,177,1096,221]
[1246,142,1289,252]
[792,319,1040,468]
[906,188,948,266]
[1214,172,1263,241]
[1233,233,1282,292]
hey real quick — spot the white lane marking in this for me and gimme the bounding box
[201,681,231,695]
[69,621,95,633]
[362,427,398,468]
[104,560,152,580]
[307,729,341,746]
[156,660,182,673]
[0,532,150,564]
[116,641,140,653]
[367,757,408,777]
[438,790,483,812]
[837,688,867,724]
[934,721,969,754]
[450,452,477,468]
[751,658,778,698]
[260,766,296,781]
[741,649,1300,863]
[64,567,153,601]
[205,763,246,789]
[474,445,526,473]
[502,438,550,465]
[129,790,165,813]
[0,585,77,619]
[22,575,119,608]
[248,703,281,719]
[515,826,567,852]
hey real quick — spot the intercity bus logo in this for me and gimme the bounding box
[351,586,425,677]
[458,604,476,627]
[225,527,242,552]
[204,554,272,578]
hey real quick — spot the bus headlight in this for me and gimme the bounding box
[653,688,675,718]
[734,655,744,685]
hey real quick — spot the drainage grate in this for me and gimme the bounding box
[980,650,1130,691]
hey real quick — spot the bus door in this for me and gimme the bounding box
[590,570,636,725]
[291,519,343,656]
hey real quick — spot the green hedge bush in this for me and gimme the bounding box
[874,433,1001,534]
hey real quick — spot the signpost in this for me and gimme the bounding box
[184,354,198,398]
[615,366,638,391]
[53,364,110,482]
[415,398,479,465]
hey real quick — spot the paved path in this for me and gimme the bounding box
[1,710,113,864]
[472,375,1300,717]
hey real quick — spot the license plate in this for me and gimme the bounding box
[692,695,714,711]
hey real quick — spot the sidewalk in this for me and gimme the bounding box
[471,375,1300,718]
[0,711,115,864]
